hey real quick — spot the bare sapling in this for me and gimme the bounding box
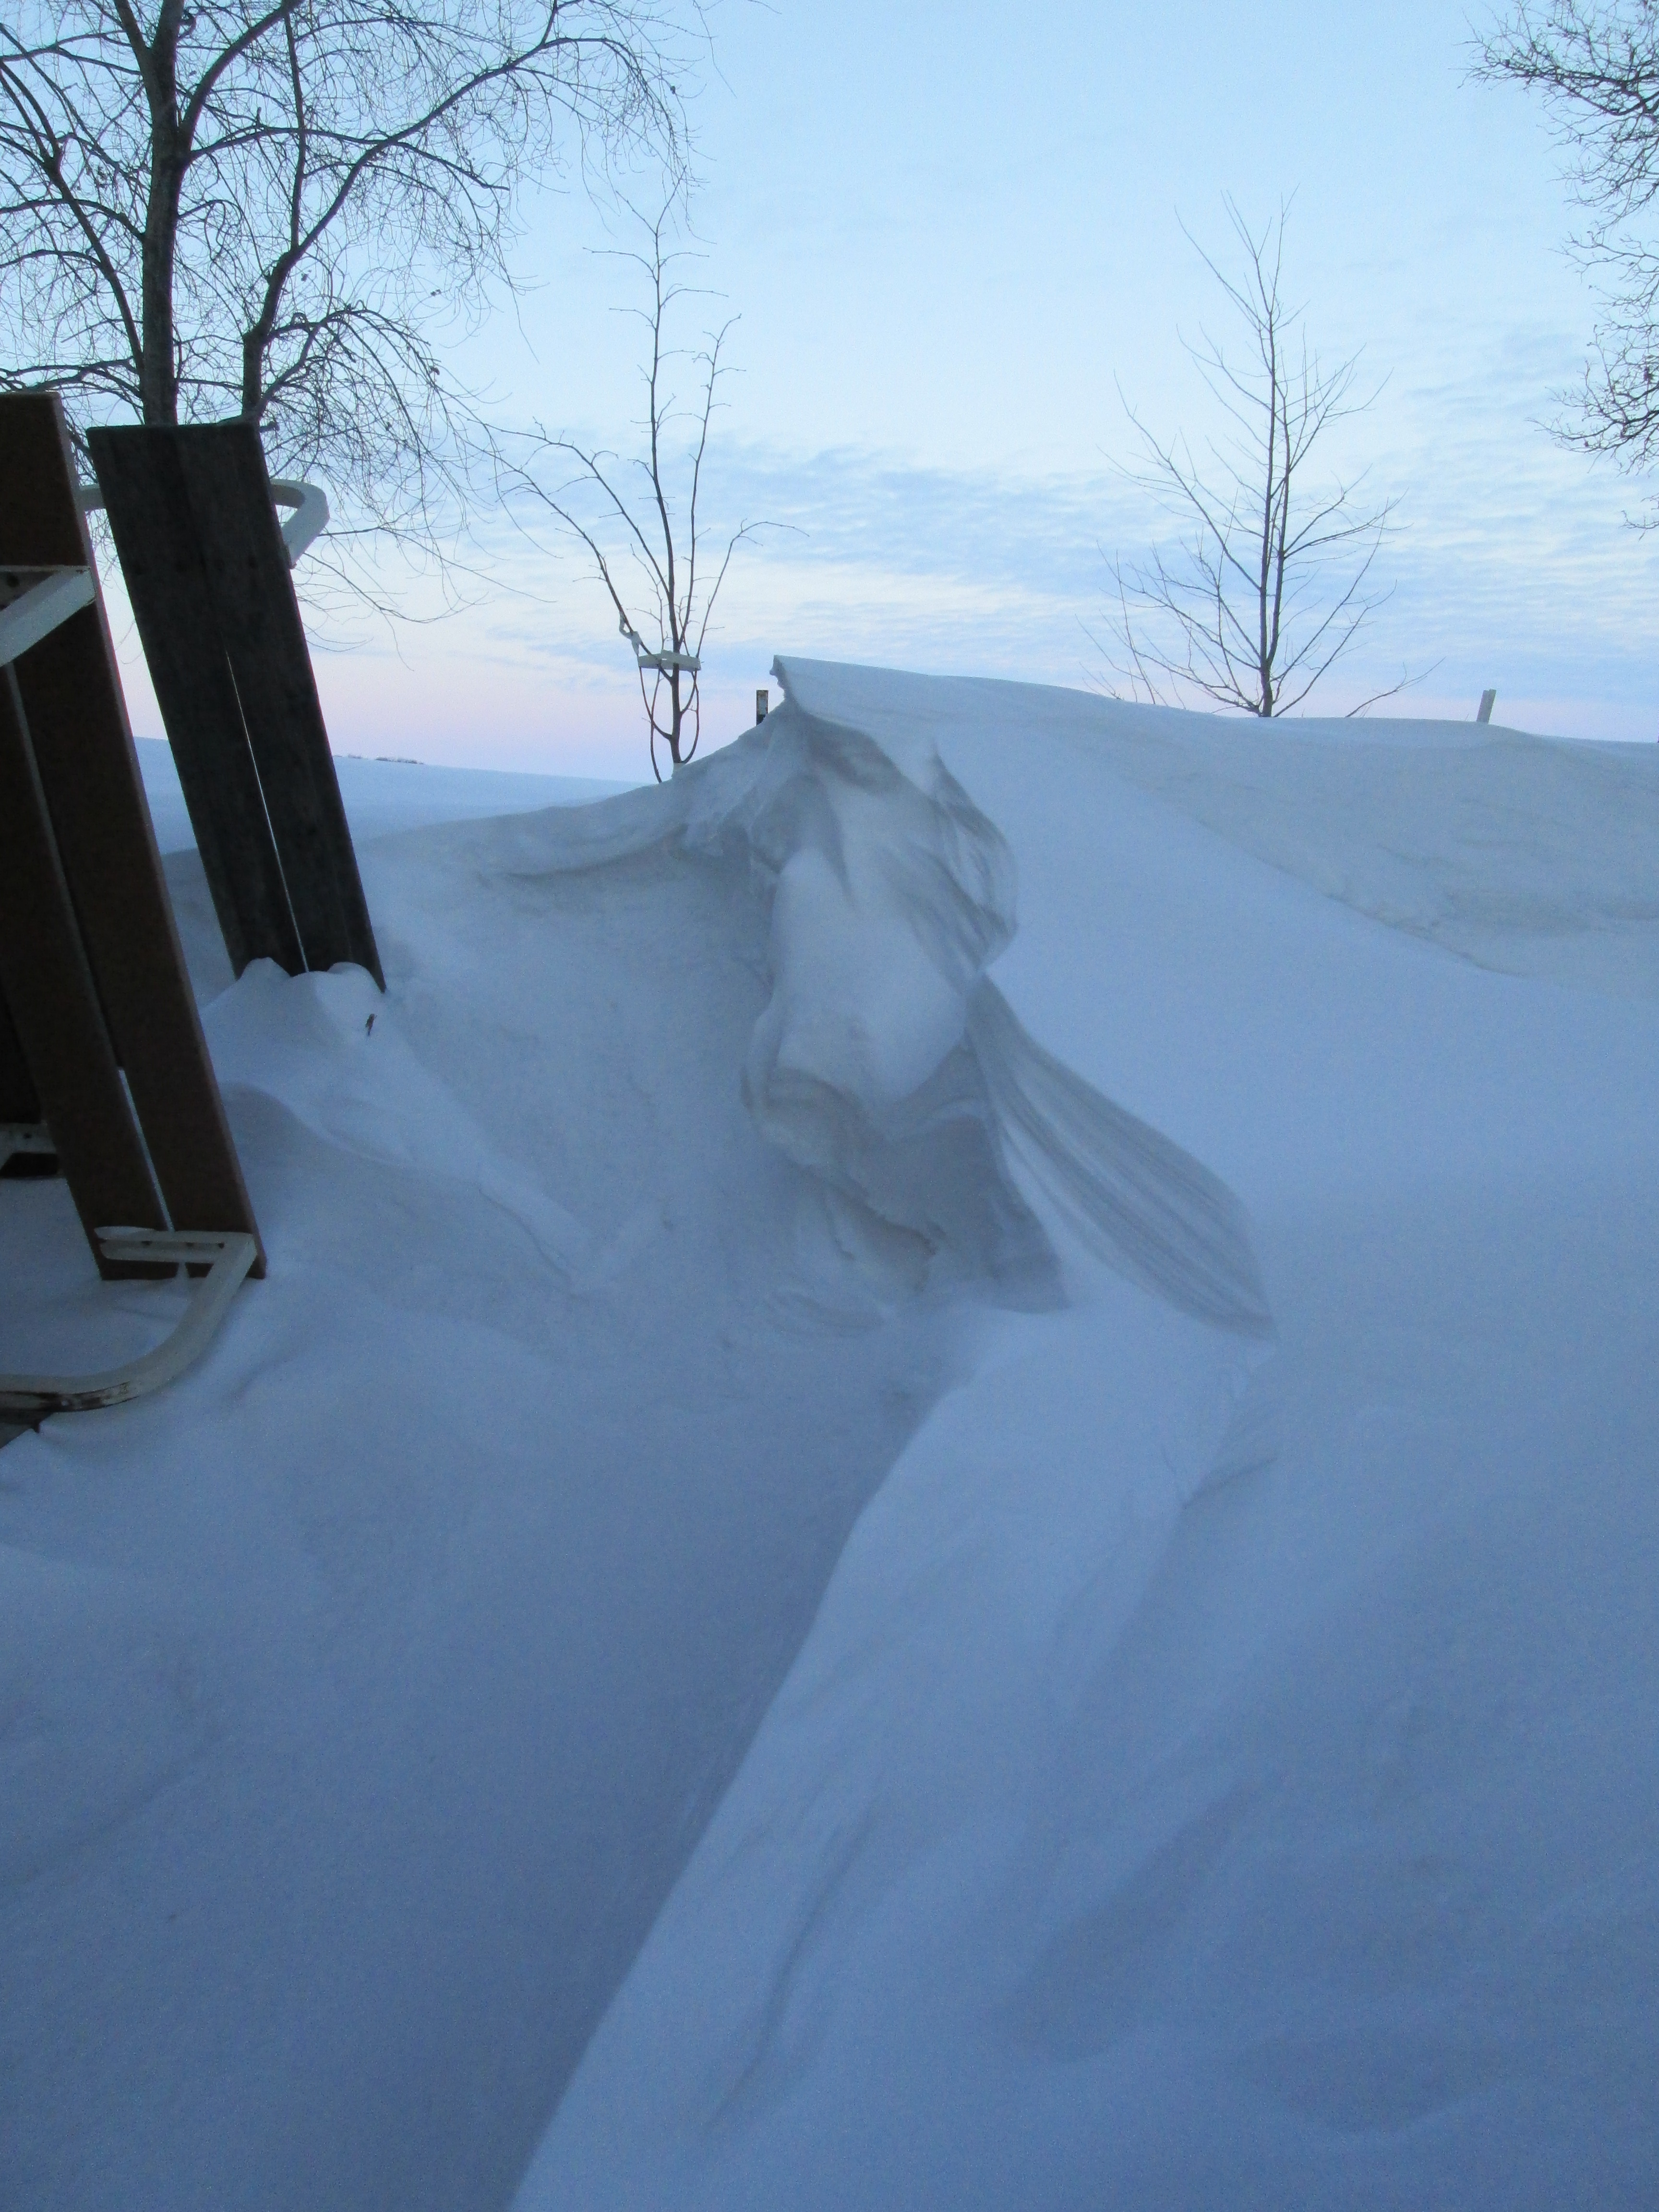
[1102,199,1408,717]
[515,201,768,778]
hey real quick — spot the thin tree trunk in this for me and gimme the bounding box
[136,6,186,426]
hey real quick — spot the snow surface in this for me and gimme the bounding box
[134,735,631,857]
[5,673,1658,2208]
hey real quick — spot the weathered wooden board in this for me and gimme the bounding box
[90,419,383,990]
[175,422,383,986]
[0,389,265,1279]
[19,616,266,1268]
[0,985,39,1127]
[0,662,167,1276]
[88,424,303,978]
[0,397,84,567]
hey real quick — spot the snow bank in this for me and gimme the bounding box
[8,670,1658,2208]
[515,664,1659,2212]
[519,690,1273,1329]
[2,733,981,2207]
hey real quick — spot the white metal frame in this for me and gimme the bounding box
[0,1226,257,1418]
[0,565,95,668]
[0,1122,55,1162]
[266,478,330,564]
[75,473,329,567]
[0,474,330,679]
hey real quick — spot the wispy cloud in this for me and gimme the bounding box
[174,331,1659,779]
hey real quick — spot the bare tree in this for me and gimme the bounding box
[1476,1,1659,490]
[0,0,697,587]
[511,200,765,777]
[1103,201,1404,718]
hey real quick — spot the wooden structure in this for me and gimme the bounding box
[88,418,384,988]
[0,390,262,1420]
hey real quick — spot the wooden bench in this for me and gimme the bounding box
[0,390,263,1423]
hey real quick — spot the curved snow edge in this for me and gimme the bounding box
[485,662,1272,1334]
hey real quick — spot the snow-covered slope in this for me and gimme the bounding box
[514,665,1659,2211]
[2,731,972,2209]
[5,673,1657,2209]
[133,736,631,856]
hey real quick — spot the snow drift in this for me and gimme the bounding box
[473,684,1275,1333]
[515,662,1659,2212]
[4,672,1658,2211]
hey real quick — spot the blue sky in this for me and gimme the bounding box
[111,0,1659,774]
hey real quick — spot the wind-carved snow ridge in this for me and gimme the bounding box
[723,690,1057,1308]
[673,662,1270,1334]
[965,983,1271,1333]
[475,659,1272,1330]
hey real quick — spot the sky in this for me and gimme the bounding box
[103,0,1659,776]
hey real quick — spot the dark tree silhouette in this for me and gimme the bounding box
[0,0,697,584]
[1477,0,1659,493]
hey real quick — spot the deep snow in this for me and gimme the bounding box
[4,673,1657,2209]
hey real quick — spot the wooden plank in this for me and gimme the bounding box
[0,665,166,1277]
[13,399,265,1275]
[175,423,385,987]
[19,610,267,1275]
[0,389,84,567]
[0,983,40,1125]
[88,423,303,980]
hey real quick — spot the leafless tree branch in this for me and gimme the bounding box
[1101,199,1409,718]
[1475,0,1659,502]
[0,0,703,613]
[502,197,778,779]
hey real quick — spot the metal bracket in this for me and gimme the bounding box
[619,612,700,677]
[0,1227,258,1417]
[0,566,96,667]
[0,1123,55,1166]
[266,479,330,565]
